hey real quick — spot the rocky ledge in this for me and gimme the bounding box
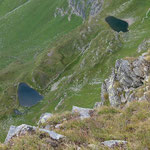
[101,51,150,107]
[5,124,64,144]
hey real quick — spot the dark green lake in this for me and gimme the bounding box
[105,16,129,32]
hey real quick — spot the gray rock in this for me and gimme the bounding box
[55,0,104,21]
[101,81,108,103]
[102,140,127,148]
[137,39,150,53]
[68,0,103,19]
[55,124,62,129]
[5,126,17,143]
[39,129,64,140]
[72,106,93,119]
[89,0,103,16]
[5,124,36,143]
[38,113,53,125]
[44,124,51,130]
[5,124,64,143]
[14,109,22,115]
[54,7,68,17]
[101,53,150,107]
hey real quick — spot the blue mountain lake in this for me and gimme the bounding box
[18,83,43,107]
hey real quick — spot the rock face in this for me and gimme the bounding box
[5,124,64,143]
[54,0,103,20]
[101,52,150,107]
[72,106,93,119]
[68,0,103,19]
[102,140,127,148]
[38,113,53,125]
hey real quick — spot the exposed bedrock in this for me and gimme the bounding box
[55,0,103,20]
[101,51,150,107]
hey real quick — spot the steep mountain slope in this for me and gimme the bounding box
[0,0,150,143]
[0,0,82,141]
[0,0,82,113]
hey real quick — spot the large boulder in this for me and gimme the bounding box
[5,124,36,143]
[72,106,94,119]
[101,52,150,107]
[5,124,64,143]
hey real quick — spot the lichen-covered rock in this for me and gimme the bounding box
[72,106,93,119]
[5,124,36,143]
[102,140,127,148]
[5,124,64,143]
[38,113,53,125]
[101,52,150,107]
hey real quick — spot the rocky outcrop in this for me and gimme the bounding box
[102,140,127,148]
[5,124,64,144]
[69,0,103,19]
[101,52,150,107]
[54,0,103,20]
[72,106,94,119]
[5,106,95,144]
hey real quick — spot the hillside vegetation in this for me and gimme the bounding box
[0,0,150,144]
[1,101,150,149]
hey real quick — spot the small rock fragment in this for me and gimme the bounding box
[55,124,62,129]
[72,106,93,119]
[39,129,64,140]
[102,140,127,148]
[38,113,53,125]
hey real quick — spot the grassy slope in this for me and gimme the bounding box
[37,0,150,112]
[0,0,82,113]
[0,0,28,17]
[2,101,150,149]
[0,0,150,143]
[0,0,82,141]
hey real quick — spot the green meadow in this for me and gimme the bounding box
[0,0,150,142]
